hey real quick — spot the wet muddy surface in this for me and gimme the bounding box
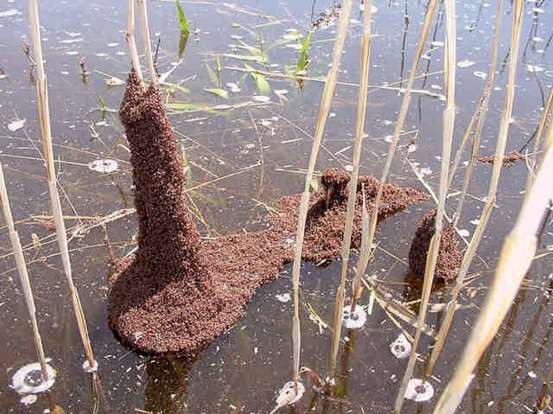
[1,0,552,413]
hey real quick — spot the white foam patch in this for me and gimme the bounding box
[10,362,56,395]
[276,381,305,406]
[405,378,434,402]
[88,159,118,174]
[390,333,412,359]
[342,304,367,329]
[83,359,98,373]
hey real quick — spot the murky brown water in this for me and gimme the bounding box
[1,0,552,412]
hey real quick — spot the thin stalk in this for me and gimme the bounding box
[451,0,504,226]
[328,0,373,379]
[393,0,456,411]
[136,0,157,85]
[28,0,95,368]
[290,0,353,385]
[425,0,523,378]
[363,0,439,293]
[525,87,553,191]
[127,0,144,81]
[433,118,553,414]
[0,164,49,381]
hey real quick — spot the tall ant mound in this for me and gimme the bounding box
[108,71,429,355]
[408,209,462,282]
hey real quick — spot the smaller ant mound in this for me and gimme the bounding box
[408,209,462,282]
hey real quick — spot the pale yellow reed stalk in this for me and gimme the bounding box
[425,0,523,378]
[0,164,49,381]
[451,0,504,226]
[393,0,456,411]
[362,0,438,293]
[433,118,553,414]
[28,0,95,368]
[136,0,157,85]
[525,87,553,190]
[127,0,144,81]
[328,0,373,379]
[290,0,353,385]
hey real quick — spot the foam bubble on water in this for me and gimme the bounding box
[527,64,544,73]
[342,304,367,329]
[20,394,38,406]
[457,59,475,68]
[88,159,118,174]
[10,362,56,395]
[275,293,291,303]
[390,333,412,359]
[270,381,305,412]
[405,378,434,402]
[83,359,98,373]
[276,381,304,405]
[473,71,487,80]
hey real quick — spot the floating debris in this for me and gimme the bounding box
[478,149,525,166]
[226,82,241,92]
[457,59,475,68]
[10,362,56,395]
[20,394,38,406]
[458,229,470,238]
[270,381,305,413]
[105,76,125,87]
[342,304,367,329]
[312,4,341,30]
[359,2,378,13]
[275,293,291,303]
[390,333,412,359]
[473,71,487,80]
[88,159,119,174]
[405,378,434,402]
[0,9,21,18]
[7,119,25,132]
[252,95,270,103]
[526,64,544,73]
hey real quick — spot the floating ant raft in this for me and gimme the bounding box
[108,71,428,355]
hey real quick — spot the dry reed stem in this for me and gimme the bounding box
[433,115,553,414]
[0,164,49,381]
[393,0,456,411]
[425,0,523,378]
[28,0,95,367]
[525,87,553,191]
[362,0,439,296]
[126,0,144,81]
[136,0,157,85]
[289,0,353,385]
[451,0,504,226]
[328,0,373,379]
